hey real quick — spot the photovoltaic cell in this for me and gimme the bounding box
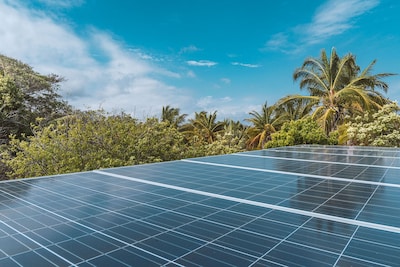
[0,145,399,266]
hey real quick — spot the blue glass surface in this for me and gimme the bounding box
[0,145,399,266]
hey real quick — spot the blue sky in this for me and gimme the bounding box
[0,0,399,121]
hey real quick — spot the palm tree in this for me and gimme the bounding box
[245,102,279,149]
[275,97,315,123]
[161,105,187,128]
[289,48,394,134]
[184,111,225,144]
[223,119,247,138]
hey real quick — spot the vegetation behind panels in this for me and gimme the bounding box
[0,48,398,180]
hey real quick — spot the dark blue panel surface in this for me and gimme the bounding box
[1,145,399,266]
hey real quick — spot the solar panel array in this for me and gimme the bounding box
[1,145,399,266]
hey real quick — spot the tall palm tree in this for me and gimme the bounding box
[245,102,279,149]
[289,48,394,134]
[161,105,187,128]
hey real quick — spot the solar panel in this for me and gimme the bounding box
[1,145,399,266]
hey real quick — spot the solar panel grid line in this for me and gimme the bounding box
[0,220,74,266]
[353,230,400,252]
[249,208,335,266]
[346,238,400,266]
[0,169,103,185]
[272,146,396,157]
[234,153,400,169]
[209,155,396,226]
[110,149,400,266]
[332,167,389,266]
[167,172,340,266]
[16,175,295,266]
[1,145,399,266]
[264,148,400,160]
[181,159,400,188]
[0,170,382,237]
[84,172,390,266]
[336,254,392,267]
[0,187,181,266]
[276,145,400,157]
[98,162,398,229]
[278,169,384,266]
[54,177,270,244]
[263,227,392,267]
[72,174,294,266]
[214,153,393,176]
[310,180,372,215]
[18,179,210,265]
[180,158,400,227]
[95,170,400,234]
[254,150,396,167]
[1,215,167,265]
[291,144,400,152]
[82,184,290,266]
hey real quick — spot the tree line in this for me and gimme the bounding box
[0,48,398,180]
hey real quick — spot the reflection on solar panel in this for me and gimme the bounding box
[1,145,400,266]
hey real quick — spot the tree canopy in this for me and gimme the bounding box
[0,50,397,180]
[265,118,338,148]
[344,103,400,147]
[288,48,394,134]
[2,111,187,178]
[0,54,70,142]
[245,102,279,149]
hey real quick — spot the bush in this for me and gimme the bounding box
[346,103,400,146]
[265,118,337,148]
[2,110,187,178]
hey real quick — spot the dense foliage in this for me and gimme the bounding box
[2,111,188,178]
[285,48,393,134]
[245,102,278,149]
[0,54,70,142]
[0,49,397,180]
[344,103,400,146]
[265,118,338,148]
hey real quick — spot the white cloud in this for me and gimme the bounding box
[186,60,217,67]
[34,0,84,9]
[187,70,196,78]
[0,1,264,122]
[264,0,379,53]
[265,33,287,48]
[195,96,257,121]
[231,62,261,68]
[0,0,190,117]
[196,96,214,109]
[303,0,379,44]
[220,78,231,84]
[179,45,201,54]
[196,96,232,110]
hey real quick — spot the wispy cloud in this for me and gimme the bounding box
[186,60,217,67]
[0,0,189,116]
[187,70,196,78]
[303,0,379,43]
[220,78,231,84]
[265,33,290,51]
[196,96,232,110]
[35,0,84,8]
[179,45,201,54]
[195,95,256,121]
[231,62,261,68]
[265,0,380,53]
